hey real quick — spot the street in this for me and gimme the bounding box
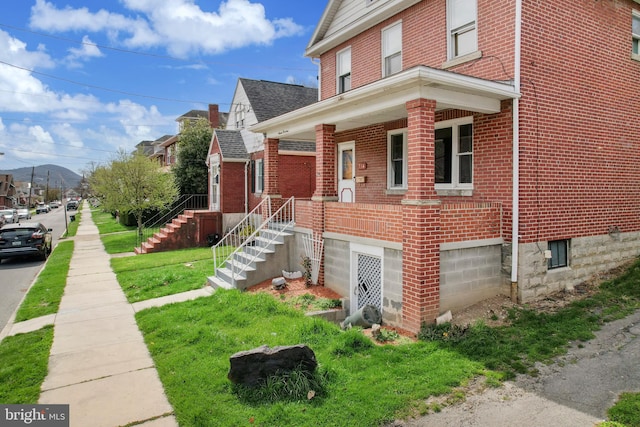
[0,206,71,331]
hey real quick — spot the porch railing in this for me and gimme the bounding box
[212,197,295,287]
[136,194,208,247]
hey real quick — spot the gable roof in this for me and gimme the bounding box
[239,79,318,123]
[215,130,249,160]
[176,110,208,121]
[306,0,421,57]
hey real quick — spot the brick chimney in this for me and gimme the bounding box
[208,104,219,129]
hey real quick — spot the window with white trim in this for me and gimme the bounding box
[633,11,640,59]
[382,21,402,77]
[435,117,473,189]
[337,47,352,94]
[255,158,264,193]
[235,104,245,129]
[447,0,478,59]
[387,129,407,189]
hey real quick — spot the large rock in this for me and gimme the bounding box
[228,344,317,387]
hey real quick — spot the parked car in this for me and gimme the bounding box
[66,200,78,211]
[0,222,52,263]
[0,209,16,224]
[17,208,31,220]
[50,201,60,208]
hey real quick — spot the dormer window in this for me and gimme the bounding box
[447,0,478,59]
[382,21,402,77]
[337,47,352,93]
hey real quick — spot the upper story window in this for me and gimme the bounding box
[435,117,473,189]
[447,0,478,59]
[337,47,352,94]
[235,104,245,129]
[387,129,407,189]
[382,21,402,77]
[633,11,640,60]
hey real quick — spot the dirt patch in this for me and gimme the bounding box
[246,277,343,301]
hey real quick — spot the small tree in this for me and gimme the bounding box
[174,118,212,194]
[89,150,178,237]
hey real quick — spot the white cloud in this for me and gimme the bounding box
[66,35,104,68]
[29,0,305,57]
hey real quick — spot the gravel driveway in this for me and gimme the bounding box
[390,309,640,427]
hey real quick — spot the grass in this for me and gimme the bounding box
[136,291,483,427]
[14,241,74,322]
[111,247,215,302]
[91,208,139,254]
[60,211,80,238]
[282,293,342,311]
[91,209,136,234]
[0,326,54,403]
[607,392,640,427]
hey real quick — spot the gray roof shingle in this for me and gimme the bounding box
[215,130,249,160]
[279,141,316,152]
[239,79,318,123]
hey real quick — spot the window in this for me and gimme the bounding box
[387,130,407,189]
[235,104,245,129]
[633,11,640,59]
[447,0,477,59]
[337,47,352,94]
[548,240,569,269]
[255,158,264,193]
[435,118,473,188]
[382,22,402,77]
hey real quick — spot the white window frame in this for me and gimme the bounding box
[447,0,478,60]
[633,10,640,61]
[435,117,474,191]
[337,47,352,94]
[387,129,408,190]
[235,104,245,129]
[382,21,402,77]
[255,158,264,193]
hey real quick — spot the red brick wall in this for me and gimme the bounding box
[220,162,245,214]
[294,199,313,229]
[320,0,515,100]
[441,203,502,243]
[279,155,315,199]
[325,202,403,242]
[518,0,640,243]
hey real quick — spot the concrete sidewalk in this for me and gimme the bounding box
[37,204,177,427]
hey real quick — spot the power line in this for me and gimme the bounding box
[0,22,316,72]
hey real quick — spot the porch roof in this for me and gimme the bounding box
[251,66,520,142]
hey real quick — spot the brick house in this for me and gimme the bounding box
[0,174,15,208]
[206,79,317,232]
[247,0,640,333]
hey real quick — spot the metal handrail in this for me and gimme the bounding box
[211,196,272,274]
[214,196,295,287]
[136,194,207,247]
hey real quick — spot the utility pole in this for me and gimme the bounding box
[45,170,50,203]
[27,166,34,208]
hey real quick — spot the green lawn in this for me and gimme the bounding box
[0,326,54,403]
[91,209,136,234]
[14,241,74,322]
[111,247,215,302]
[136,291,484,427]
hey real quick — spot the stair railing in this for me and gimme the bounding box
[213,196,295,287]
[212,196,272,273]
[136,194,208,247]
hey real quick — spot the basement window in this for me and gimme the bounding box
[548,240,569,270]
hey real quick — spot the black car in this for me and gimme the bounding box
[0,222,52,263]
[66,200,78,211]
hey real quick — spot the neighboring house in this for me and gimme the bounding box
[0,174,15,208]
[206,79,317,231]
[149,135,173,170]
[248,0,640,333]
[135,140,155,156]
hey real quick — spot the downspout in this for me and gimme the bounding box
[244,160,250,216]
[511,0,522,302]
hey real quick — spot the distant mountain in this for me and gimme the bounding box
[0,164,82,188]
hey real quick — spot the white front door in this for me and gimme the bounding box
[338,142,355,203]
[209,156,220,211]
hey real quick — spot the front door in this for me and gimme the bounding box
[338,142,355,203]
[209,157,220,211]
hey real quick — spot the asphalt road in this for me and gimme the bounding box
[0,207,71,330]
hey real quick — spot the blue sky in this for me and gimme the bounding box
[0,0,327,175]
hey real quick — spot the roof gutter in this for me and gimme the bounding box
[511,0,522,302]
